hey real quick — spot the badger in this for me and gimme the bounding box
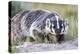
[11,9,68,43]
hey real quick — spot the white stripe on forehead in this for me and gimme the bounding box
[55,15,59,29]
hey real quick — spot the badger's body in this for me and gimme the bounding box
[11,9,68,43]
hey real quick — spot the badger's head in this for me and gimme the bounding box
[45,13,68,35]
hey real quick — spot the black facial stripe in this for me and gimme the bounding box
[50,23,53,32]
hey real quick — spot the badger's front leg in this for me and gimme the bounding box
[56,34,64,43]
[31,29,45,43]
[44,34,49,43]
[44,33,57,43]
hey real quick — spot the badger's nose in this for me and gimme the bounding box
[55,29,61,34]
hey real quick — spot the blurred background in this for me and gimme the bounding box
[10,1,78,41]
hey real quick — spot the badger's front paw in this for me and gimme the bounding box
[56,34,64,44]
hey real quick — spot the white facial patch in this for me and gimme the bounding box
[55,15,59,29]
[61,21,69,34]
[45,19,51,33]
[61,24,64,34]
[51,24,55,34]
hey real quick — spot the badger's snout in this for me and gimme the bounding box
[55,29,61,34]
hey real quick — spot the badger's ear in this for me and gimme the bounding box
[64,19,69,26]
[46,18,51,27]
[63,19,69,31]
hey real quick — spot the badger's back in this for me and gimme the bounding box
[11,9,50,37]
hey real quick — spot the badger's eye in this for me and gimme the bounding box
[60,24,63,28]
[53,26,55,28]
[60,26,63,28]
[52,24,55,28]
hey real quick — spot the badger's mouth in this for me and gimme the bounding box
[50,31,64,36]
